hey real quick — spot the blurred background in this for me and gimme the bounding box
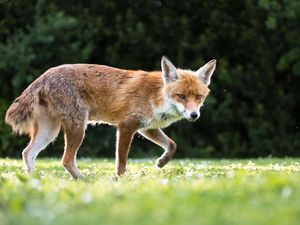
[0,0,299,158]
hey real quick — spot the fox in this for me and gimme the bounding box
[5,56,216,179]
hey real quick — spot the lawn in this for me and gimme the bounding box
[0,158,299,225]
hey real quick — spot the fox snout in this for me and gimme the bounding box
[183,109,200,122]
[189,111,199,121]
[183,101,203,122]
[172,99,203,122]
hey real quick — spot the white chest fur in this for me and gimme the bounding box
[143,98,183,129]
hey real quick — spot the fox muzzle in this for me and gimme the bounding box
[186,111,200,122]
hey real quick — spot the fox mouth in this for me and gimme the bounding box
[187,117,198,122]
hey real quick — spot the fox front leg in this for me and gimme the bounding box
[115,124,137,176]
[138,128,177,167]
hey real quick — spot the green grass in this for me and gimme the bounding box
[0,158,299,225]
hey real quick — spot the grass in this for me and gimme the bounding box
[0,158,299,225]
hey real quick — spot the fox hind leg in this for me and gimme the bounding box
[22,118,61,174]
[138,128,177,168]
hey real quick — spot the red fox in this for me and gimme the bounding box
[5,56,216,179]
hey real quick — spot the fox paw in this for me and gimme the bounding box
[156,157,169,168]
[115,168,126,177]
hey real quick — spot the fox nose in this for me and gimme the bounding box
[190,112,198,119]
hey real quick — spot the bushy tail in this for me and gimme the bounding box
[5,90,35,135]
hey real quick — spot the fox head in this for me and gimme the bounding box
[161,56,216,122]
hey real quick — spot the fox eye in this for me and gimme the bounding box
[177,94,186,100]
[196,95,202,100]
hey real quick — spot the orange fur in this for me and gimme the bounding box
[5,57,216,178]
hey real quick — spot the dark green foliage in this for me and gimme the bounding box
[0,0,299,157]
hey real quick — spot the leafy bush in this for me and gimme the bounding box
[0,0,299,157]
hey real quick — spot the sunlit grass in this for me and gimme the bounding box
[0,158,299,225]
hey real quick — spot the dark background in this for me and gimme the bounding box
[0,0,299,158]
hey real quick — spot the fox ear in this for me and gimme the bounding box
[196,59,216,86]
[161,56,178,83]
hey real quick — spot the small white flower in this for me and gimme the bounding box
[281,187,292,198]
[160,178,169,185]
[81,192,93,203]
[196,165,205,170]
[29,178,41,190]
[185,171,193,177]
[273,163,281,171]
[226,170,235,178]
[196,173,204,178]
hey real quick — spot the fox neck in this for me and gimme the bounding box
[144,94,183,129]
[155,95,180,116]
